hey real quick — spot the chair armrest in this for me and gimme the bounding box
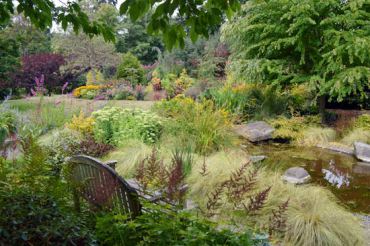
[105,160,118,170]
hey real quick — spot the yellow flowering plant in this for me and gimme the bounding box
[65,111,95,135]
[72,85,104,98]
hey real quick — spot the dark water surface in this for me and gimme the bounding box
[244,142,370,214]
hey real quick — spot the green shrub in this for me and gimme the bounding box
[85,90,98,99]
[161,73,177,97]
[211,83,257,120]
[209,83,291,121]
[0,109,17,145]
[153,97,236,154]
[289,83,317,115]
[92,107,163,145]
[0,186,96,245]
[39,128,83,175]
[0,136,96,244]
[86,69,105,85]
[209,82,317,121]
[116,52,145,86]
[268,116,321,141]
[95,204,261,246]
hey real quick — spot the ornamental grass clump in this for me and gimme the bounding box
[297,127,337,147]
[340,114,370,146]
[92,107,163,145]
[153,97,236,154]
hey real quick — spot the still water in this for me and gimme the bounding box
[244,142,370,213]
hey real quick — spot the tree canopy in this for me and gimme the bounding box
[0,0,240,49]
[222,0,370,103]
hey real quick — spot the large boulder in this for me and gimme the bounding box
[282,167,311,184]
[234,121,275,142]
[354,142,370,162]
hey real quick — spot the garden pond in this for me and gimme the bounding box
[243,142,370,214]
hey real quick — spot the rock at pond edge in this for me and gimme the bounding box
[282,167,311,185]
[234,121,275,142]
[354,142,370,163]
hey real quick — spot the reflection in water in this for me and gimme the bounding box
[322,160,351,188]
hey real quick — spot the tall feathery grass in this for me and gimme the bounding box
[153,97,238,155]
[187,151,365,245]
[341,128,370,146]
[296,127,337,146]
[102,140,154,177]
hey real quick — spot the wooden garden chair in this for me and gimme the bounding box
[66,155,187,219]
[66,155,142,219]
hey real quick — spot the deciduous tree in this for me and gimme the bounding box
[13,53,65,93]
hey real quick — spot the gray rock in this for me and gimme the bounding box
[317,143,354,155]
[282,167,311,184]
[354,142,370,162]
[234,121,275,142]
[250,155,267,163]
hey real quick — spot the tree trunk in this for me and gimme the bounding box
[318,95,326,124]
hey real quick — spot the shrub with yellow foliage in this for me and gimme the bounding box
[65,111,95,135]
[72,85,103,98]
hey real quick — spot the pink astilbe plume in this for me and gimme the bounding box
[62,81,69,94]
[31,75,46,96]
[30,88,36,97]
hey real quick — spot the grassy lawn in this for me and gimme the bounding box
[8,95,155,114]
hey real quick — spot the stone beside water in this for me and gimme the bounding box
[250,155,267,163]
[282,167,311,184]
[354,142,370,163]
[234,121,275,142]
[317,143,354,155]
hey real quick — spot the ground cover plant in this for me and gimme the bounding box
[95,204,265,246]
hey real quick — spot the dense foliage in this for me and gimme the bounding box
[154,97,235,154]
[0,34,19,94]
[95,205,260,246]
[0,136,96,244]
[92,107,163,145]
[115,15,164,65]
[13,53,65,93]
[223,0,370,104]
[116,52,145,86]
